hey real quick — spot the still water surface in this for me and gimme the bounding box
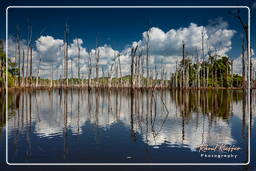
[2,89,250,163]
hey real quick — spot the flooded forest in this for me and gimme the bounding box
[0,8,255,163]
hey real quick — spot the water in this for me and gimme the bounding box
[1,89,250,163]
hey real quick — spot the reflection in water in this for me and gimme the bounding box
[0,91,6,156]
[6,89,249,163]
[0,92,5,133]
[251,90,256,128]
[251,90,256,170]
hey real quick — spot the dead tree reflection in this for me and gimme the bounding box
[4,88,249,160]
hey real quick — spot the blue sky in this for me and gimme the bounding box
[7,7,248,57]
[4,7,251,79]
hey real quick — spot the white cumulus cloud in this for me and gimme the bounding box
[7,17,240,79]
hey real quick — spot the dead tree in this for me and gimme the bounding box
[107,53,119,88]
[71,57,73,87]
[29,47,32,86]
[231,59,233,88]
[201,28,205,87]
[145,30,150,87]
[154,63,158,86]
[26,20,32,87]
[26,48,29,86]
[22,49,25,87]
[242,38,246,88]
[36,55,41,88]
[226,57,230,88]
[51,63,53,87]
[16,26,21,87]
[88,52,92,88]
[230,9,249,89]
[118,54,122,87]
[76,38,81,84]
[134,49,142,88]
[206,66,209,88]
[64,22,69,87]
[101,65,105,87]
[182,41,186,88]
[160,59,164,88]
[195,48,200,88]
[175,61,178,88]
[56,64,59,87]
[95,38,100,87]
[130,45,138,88]
[137,50,143,88]
[108,62,114,88]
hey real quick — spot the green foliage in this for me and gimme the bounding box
[232,74,243,87]
[0,46,19,88]
[174,56,243,88]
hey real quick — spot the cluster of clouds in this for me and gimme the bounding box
[139,18,235,57]
[7,17,251,79]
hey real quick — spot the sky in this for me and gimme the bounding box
[6,7,250,79]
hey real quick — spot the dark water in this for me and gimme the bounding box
[0,89,251,164]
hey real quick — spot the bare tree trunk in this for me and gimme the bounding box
[134,53,138,88]
[101,65,105,88]
[26,21,32,87]
[201,28,205,88]
[29,47,32,87]
[226,59,229,88]
[154,64,158,87]
[107,54,116,88]
[231,10,249,89]
[13,41,18,87]
[26,46,29,87]
[95,38,100,88]
[81,73,84,87]
[131,49,135,88]
[118,54,122,88]
[51,64,53,88]
[146,31,150,87]
[64,23,69,88]
[76,39,81,85]
[197,65,200,89]
[242,38,246,88]
[175,61,178,88]
[71,58,73,87]
[130,45,138,88]
[231,59,233,88]
[182,41,185,89]
[206,67,208,88]
[16,27,21,87]
[88,52,92,88]
[36,56,41,88]
[188,64,190,88]
[57,65,59,87]
[22,49,25,87]
[141,54,145,88]
[160,59,163,88]
[179,71,182,89]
